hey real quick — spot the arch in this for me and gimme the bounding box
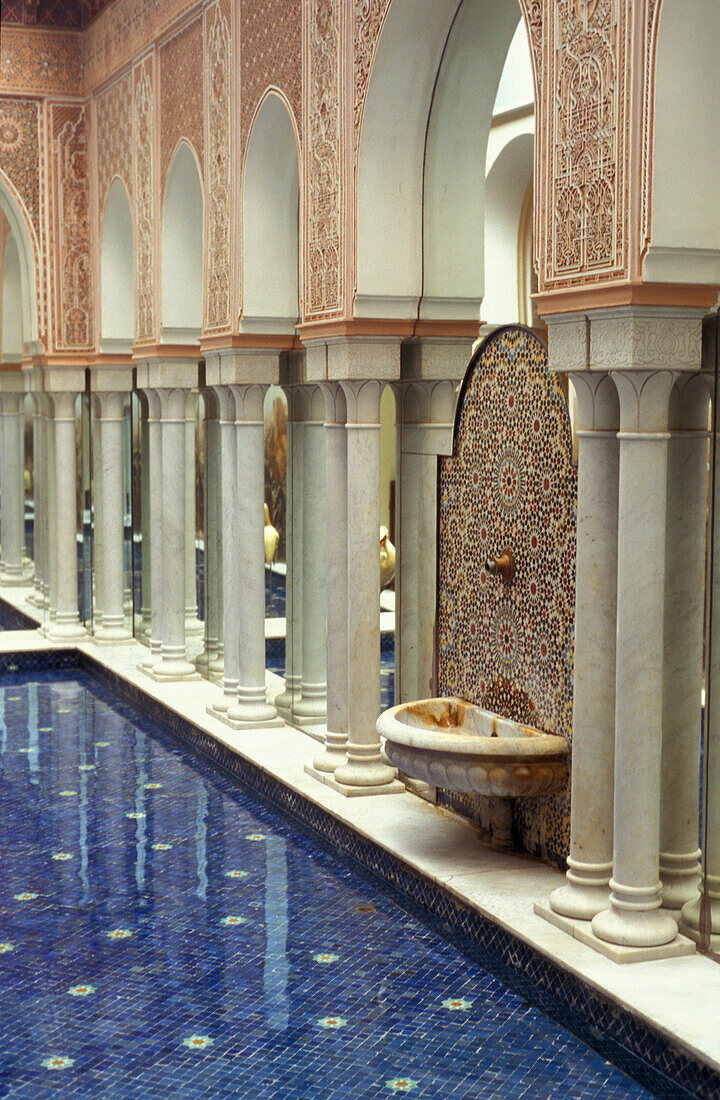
[483,132,534,326]
[356,0,523,321]
[161,141,204,340]
[645,0,720,283]
[241,91,301,333]
[2,234,23,361]
[0,172,38,349]
[100,178,134,350]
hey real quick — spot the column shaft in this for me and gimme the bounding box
[208,388,238,714]
[0,393,26,584]
[94,392,131,642]
[47,392,85,640]
[294,402,327,726]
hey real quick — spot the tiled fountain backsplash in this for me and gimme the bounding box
[437,326,577,866]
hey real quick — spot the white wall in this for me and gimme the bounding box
[242,94,300,332]
[483,132,533,326]
[100,179,134,349]
[161,143,203,339]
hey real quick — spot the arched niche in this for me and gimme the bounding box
[2,234,23,361]
[646,0,720,283]
[483,132,534,326]
[0,174,38,350]
[356,0,522,321]
[242,92,300,333]
[100,179,134,351]
[161,142,204,341]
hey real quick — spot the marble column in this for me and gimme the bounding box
[681,378,720,945]
[549,372,620,920]
[333,380,401,793]
[224,384,281,728]
[184,391,203,636]
[207,386,238,717]
[43,395,55,621]
[196,392,223,677]
[293,384,327,727]
[0,389,29,585]
[28,392,44,607]
[138,391,163,669]
[592,369,679,949]
[275,394,303,719]
[312,383,349,773]
[658,375,708,909]
[138,391,152,639]
[146,387,199,681]
[94,390,132,643]
[90,395,104,629]
[46,390,86,640]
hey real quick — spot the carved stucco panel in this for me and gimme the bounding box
[133,57,156,345]
[96,70,133,206]
[204,0,232,333]
[50,102,93,350]
[0,28,83,97]
[160,17,204,188]
[304,0,344,320]
[240,0,301,148]
[589,310,704,373]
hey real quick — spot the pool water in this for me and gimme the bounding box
[0,671,653,1098]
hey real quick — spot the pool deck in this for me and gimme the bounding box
[1,585,719,1089]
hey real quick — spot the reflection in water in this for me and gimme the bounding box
[196,780,208,901]
[27,683,39,781]
[77,694,91,901]
[264,835,289,1031]
[134,729,147,894]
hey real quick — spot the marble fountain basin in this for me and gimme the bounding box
[377,697,568,798]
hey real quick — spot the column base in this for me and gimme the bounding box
[275,677,302,720]
[312,732,348,774]
[93,626,133,646]
[44,619,87,642]
[679,888,720,942]
[144,656,201,682]
[591,894,679,949]
[660,849,702,910]
[549,858,613,920]
[0,570,33,587]
[212,708,284,731]
[334,743,398,789]
[304,764,405,798]
[184,615,204,637]
[534,903,695,963]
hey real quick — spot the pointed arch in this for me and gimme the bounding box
[0,170,39,349]
[241,90,301,333]
[355,0,525,322]
[100,178,135,350]
[483,132,534,326]
[161,140,204,340]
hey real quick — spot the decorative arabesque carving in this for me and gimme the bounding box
[305,0,343,319]
[53,104,92,350]
[134,60,155,343]
[204,2,231,332]
[96,71,133,205]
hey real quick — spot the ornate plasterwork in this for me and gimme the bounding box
[96,69,133,205]
[240,0,301,148]
[541,0,629,288]
[589,310,704,373]
[304,0,343,320]
[133,57,155,344]
[204,0,231,333]
[83,0,198,92]
[51,102,92,349]
[160,17,204,188]
[0,98,41,239]
[353,0,390,161]
[0,27,83,97]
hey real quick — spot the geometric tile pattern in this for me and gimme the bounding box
[0,647,714,1097]
[437,326,577,866]
[0,669,653,1099]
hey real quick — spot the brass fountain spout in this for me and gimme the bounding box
[486,547,515,585]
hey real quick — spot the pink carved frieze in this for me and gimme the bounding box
[50,101,93,350]
[160,17,204,189]
[437,326,576,864]
[240,0,301,149]
[0,27,83,97]
[303,0,344,320]
[204,0,232,334]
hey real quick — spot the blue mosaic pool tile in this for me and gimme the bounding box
[0,650,714,1097]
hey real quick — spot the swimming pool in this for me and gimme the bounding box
[0,670,656,1097]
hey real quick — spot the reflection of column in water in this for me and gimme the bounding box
[27,683,39,781]
[195,780,208,901]
[0,689,6,755]
[264,836,289,1031]
[78,695,90,902]
[134,729,147,894]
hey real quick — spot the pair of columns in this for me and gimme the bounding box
[544,308,708,956]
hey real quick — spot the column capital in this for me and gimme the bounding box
[339,378,383,425]
[589,306,706,374]
[229,381,267,422]
[318,380,346,425]
[611,370,679,435]
[567,372,619,432]
[92,390,126,421]
[134,355,199,392]
[400,335,474,382]
[303,335,401,383]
